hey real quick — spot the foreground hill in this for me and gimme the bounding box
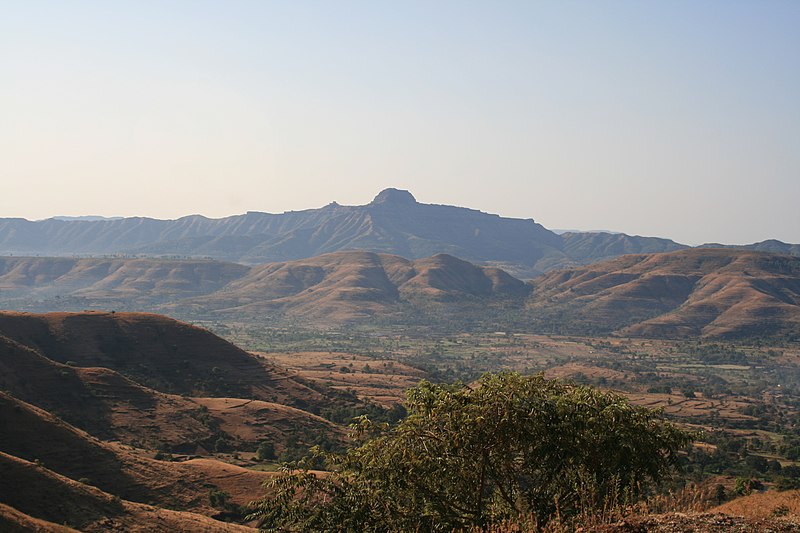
[0,392,271,513]
[0,311,330,406]
[0,334,216,450]
[0,391,282,530]
[0,312,354,529]
[528,249,800,339]
[0,452,255,532]
[0,332,342,452]
[0,188,687,276]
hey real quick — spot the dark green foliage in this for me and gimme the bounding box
[733,477,764,496]
[208,488,230,508]
[256,441,276,461]
[248,372,693,531]
[276,431,340,468]
[209,488,247,522]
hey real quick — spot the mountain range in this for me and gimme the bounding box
[1,249,798,339]
[0,188,798,338]
[3,189,796,281]
[0,188,694,278]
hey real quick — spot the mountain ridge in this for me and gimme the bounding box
[1,249,797,338]
[0,188,688,277]
[527,248,800,339]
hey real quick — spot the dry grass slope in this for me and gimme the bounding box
[178,250,530,324]
[0,452,255,532]
[528,249,800,339]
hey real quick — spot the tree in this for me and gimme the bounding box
[256,441,276,461]
[248,372,693,531]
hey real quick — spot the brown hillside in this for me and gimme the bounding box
[0,452,254,532]
[595,512,800,532]
[0,335,216,450]
[190,397,346,451]
[0,317,349,451]
[0,311,329,407]
[0,392,272,513]
[712,489,800,520]
[0,256,248,304]
[0,502,82,533]
[527,249,800,339]
[177,250,530,323]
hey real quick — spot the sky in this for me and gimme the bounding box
[1,1,798,246]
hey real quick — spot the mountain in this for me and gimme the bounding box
[0,331,341,452]
[0,391,269,513]
[0,188,686,277]
[527,249,800,339]
[0,333,217,450]
[559,231,688,265]
[50,216,124,222]
[0,450,250,532]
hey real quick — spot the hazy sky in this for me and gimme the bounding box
[2,1,798,245]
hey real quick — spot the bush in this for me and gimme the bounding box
[776,476,800,491]
[248,372,693,531]
[208,488,230,508]
[733,477,764,496]
[256,441,276,461]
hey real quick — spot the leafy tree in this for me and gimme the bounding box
[256,441,276,461]
[248,372,692,531]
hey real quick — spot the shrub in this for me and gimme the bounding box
[208,488,229,508]
[256,441,276,461]
[248,372,693,531]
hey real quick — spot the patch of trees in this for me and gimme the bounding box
[248,372,692,531]
[319,402,406,426]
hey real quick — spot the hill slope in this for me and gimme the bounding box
[0,311,328,406]
[0,313,354,529]
[0,256,248,310]
[0,393,274,528]
[559,231,688,266]
[527,249,800,339]
[0,451,255,532]
[174,251,531,324]
[0,334,216,450]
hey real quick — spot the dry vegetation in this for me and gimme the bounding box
[254,350,425,406]
[2,307,799,530]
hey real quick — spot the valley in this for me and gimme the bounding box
[2,304,800,529]
[0,196,798,530]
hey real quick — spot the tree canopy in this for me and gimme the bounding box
[248,372,693,531]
